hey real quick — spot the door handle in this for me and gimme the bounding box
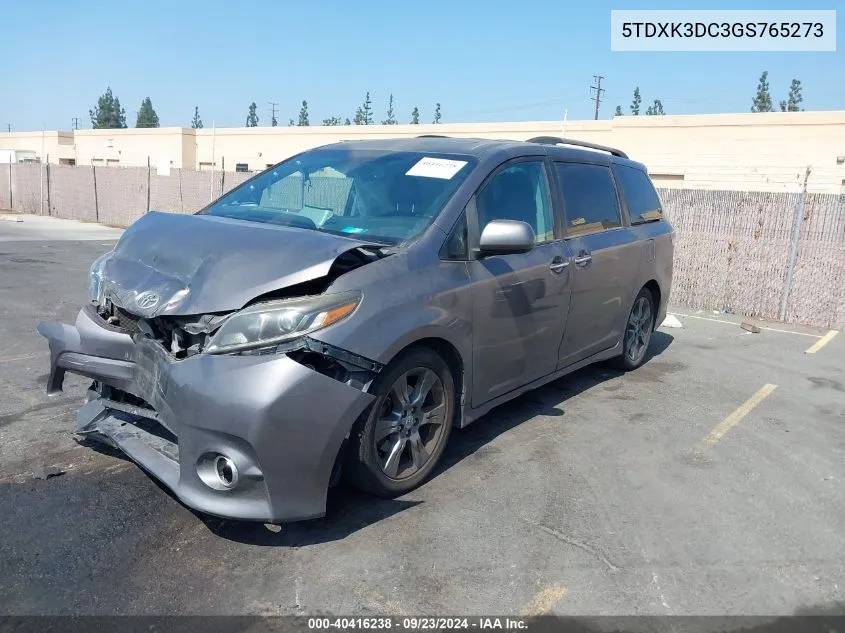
[573,253,592,267]
[549,258,569,273]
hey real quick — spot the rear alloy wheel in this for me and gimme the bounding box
[346,348,454,497]
[613,288,655,370]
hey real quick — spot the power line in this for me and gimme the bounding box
[590,75,605,120]
[268,101,278,127]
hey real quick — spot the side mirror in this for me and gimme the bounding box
[478,220,536,256]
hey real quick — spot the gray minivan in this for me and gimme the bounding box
[38,136,674,523]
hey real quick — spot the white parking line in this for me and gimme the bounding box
[669,313,823,338]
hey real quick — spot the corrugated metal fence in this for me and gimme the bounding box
[1,163,843,329]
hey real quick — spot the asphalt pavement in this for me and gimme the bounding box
[1,216,844,617]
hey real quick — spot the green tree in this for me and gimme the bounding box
[191,106,203,129]
[89,87,127,129]
[353,91,374,125]
[751,71,773,112]
[344,118,351,125]
[646,99,665,116]
[298,100,310,126]
[288,119,295,126]
[614,105,624,116]
[410,106,420,124]
[432,102,441,124]
[382,94,397,124]
[245,102,259,127]
[322,116,343,126]
[135,97,160,128]
[779,78,803,112]
[630,87,641,116]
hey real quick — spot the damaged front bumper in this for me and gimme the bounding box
[37,305,376,523]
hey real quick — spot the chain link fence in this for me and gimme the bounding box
[663,189,845,328]
[1,163,843,329]
[0,163,255,224]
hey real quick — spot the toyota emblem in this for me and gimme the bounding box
[135,291,160,310]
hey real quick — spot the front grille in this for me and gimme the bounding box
[93,300,145,335]
[95,300,210,358]
[113,306,144,334]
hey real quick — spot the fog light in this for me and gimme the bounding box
[197,453,240,491]
[214,455,238,489]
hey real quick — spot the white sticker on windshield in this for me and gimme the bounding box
[406,157,468,179]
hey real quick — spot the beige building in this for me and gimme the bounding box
[2,111,844,193]
[0,130,77,164]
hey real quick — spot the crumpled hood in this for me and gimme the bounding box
[99,211,384,317]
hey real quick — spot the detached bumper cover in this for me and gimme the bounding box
[37,305,375,522]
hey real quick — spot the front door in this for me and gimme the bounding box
[469,159,572,406]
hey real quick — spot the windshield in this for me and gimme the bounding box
[200,148,477,245]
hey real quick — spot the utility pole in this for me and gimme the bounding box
[590,75,605,120]
[72,117,80,130]
[5,124,10,132]
[268,101,278,127]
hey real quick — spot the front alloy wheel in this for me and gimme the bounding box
[375,367,447,479]
[346,348,455,496]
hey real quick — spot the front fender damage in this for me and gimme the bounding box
[281,337,384,392]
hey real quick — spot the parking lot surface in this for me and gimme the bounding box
[1,218,844,616]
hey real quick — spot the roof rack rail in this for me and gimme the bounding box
[525,136,628,159]
[416,134,450,138]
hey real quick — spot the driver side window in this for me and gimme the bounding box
[475,161,554,243]
[260,173,303,210]
[258,170,353,225]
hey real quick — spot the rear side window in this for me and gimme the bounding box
[613,164,663,223]
[553,163,621,236]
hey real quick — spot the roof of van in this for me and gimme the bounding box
[317,136,645,169]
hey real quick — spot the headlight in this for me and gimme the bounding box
[89,252,112,304]
[204,291,362,355]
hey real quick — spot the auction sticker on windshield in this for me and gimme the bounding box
[406,157,468,179]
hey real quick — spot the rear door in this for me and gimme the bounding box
[468,158,572,406]
[552,161,641,368]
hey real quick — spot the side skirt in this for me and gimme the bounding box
[459,342,622,428]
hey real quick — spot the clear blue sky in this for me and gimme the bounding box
[2,0,842,131]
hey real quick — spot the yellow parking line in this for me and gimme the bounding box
[698,384,778,450]
[522,586,567,616]
[805,330,839,354]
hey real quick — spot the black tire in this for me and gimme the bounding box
[345,347,455,497]
[611,287,655,371]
